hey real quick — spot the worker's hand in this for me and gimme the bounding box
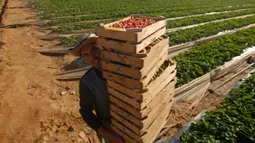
[97,127,124,143]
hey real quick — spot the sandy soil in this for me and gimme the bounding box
[0,0,253,142]
[0,0,99,142]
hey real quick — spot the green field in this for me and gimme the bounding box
[181,73,255,142]
[30,1,255,142]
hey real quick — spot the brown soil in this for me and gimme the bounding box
[0,0,253,142]
[0,0,99,142]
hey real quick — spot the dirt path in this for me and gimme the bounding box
[0,0,98,142]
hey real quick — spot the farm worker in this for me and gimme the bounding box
[71,33,123,143]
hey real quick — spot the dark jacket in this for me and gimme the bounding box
[79,67,111,131]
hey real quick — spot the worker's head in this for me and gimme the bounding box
[71,34,101,68]
[80,44,102,68]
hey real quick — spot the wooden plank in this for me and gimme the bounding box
[103,51,169,89]
[110,110,141,135]
[109,75,175,111]
[36,46,72,54]
[102,49,167,80]
[141,100,171,143]
[104,71,144,89]
[140,78,176,117]
[111,126,134,143]
[142,99,174,133]
[55,70,88,80]
[211,47,255,80]
[56,66,91,75]
[100,36,168,67]
[101,60,142,79]
[107,60,176,102]
[107,80,143,101]
[140,47,168,76]
[111,119,142,142]
[175,78,210,102]
[96,16,166,43]
[142,70,176,106]
[98,27,166,54]
[175,73,210,96]
[110,95,142,119]
[108,87,141,109]
[110,104,143,127]
[137,20,166,42]
[110,81,175,135]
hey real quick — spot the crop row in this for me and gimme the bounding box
[167,8,255,28]
[46,6,255,26]
[30,0,255,18]
[53,10,254,33]
[173,26,255,87]
[52,19,116,33]
[168,14,255,46]
[180,73,255,142]
[58,14,255,46]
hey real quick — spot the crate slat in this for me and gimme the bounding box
[102,48,168,89]
[96,16,166,43]
[112,119,142,142]
[141,100,172,143]
[110,79,175,135]
[110,110,141,135]
[101,49,167,80]
[109,77,176,126]
[106,59,176,102]
[101,35,168,67]
[111,125,134,143]
[98,27,166,54]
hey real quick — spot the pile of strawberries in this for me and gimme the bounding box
[109,17,156,29]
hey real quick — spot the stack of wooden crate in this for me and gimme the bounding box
[96,15,177,143]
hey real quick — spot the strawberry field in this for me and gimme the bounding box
[29,0,255,142]
[180,73,255,142]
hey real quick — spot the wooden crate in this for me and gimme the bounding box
[109,77,175,127]
[106,59,176,103]
[95,15,166,43]
[109,79,175,142]
[103,59,176,90]
[101,35,169,68]
[101,48,168,81]
[97,27,166,54]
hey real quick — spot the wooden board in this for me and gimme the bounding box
[111,119,142,142]
[109,78,176,133]
[110,110,141,135]
[111,126,134,143]
[110,104,143,127]
[100,36,168,67]
[110,99,172,143]
[96,16,166,43]
[141,100,172,143]
[102,48,169,89]
[107,60,176,102]
[109,77,175,112]
[98,27,166,54]
[101,50,168,80]
[110,89,174,137]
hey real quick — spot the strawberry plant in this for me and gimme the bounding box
[173,26,255,87]
[168,14,255,46]
[167,8,255,29]
[180,73,255,142]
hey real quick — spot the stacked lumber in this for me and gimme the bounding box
[96,15,177,143]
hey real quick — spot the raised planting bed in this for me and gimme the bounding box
[173,26,255,87]
[167,14,255,46]
[180,72,255,142]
